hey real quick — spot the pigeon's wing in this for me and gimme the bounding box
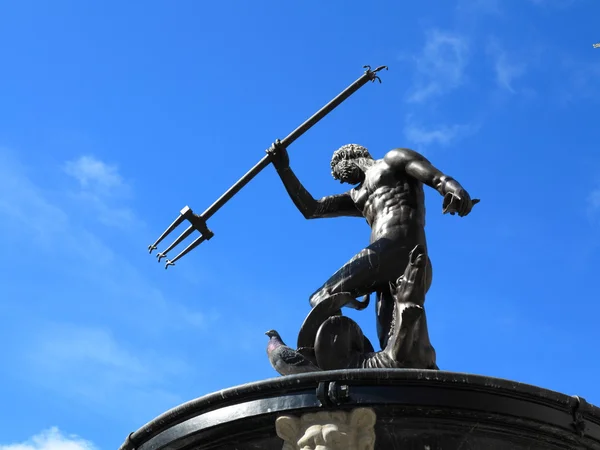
[296,346,317,365]
[279,346,317,368]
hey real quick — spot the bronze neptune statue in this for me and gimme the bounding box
[264,141,478,372]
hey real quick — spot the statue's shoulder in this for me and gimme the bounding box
[383,148,427,169]
[386,147,424,158]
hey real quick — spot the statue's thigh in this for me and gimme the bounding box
[375,244,433,292]
[313,241,431,299]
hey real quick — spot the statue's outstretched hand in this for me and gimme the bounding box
[443,189,479,217]
[266,139,290,171]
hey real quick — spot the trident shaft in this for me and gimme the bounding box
[148,65,388,268]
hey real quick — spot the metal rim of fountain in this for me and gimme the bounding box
[119,369,600,450]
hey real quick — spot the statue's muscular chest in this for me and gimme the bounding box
[350,162,402,213]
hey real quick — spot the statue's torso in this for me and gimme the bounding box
[350,159,426,244]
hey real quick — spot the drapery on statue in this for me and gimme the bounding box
[264,141,479,373]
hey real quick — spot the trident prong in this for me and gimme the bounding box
[364,65,388,84]
[148,208,190,256]
[155,224,195,261]
[163,233,210,269]
[148,205,214,268]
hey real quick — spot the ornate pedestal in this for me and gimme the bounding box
[119,369,600,450]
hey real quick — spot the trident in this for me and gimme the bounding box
[148,65,388,268]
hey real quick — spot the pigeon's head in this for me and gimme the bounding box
[265,329,281,339]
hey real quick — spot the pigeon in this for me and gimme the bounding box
[265,330,321,376]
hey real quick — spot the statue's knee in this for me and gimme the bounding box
[309,290,329,308]
[309,293,322,308]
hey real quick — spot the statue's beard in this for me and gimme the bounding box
[335,161,363,184]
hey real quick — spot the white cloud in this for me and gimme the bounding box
[0,148,217,418]
[406,30,469,103]
[0,150,68,240]
[31,325,151,380]
[494,55,526,93]
[0,428,95,450]
[64,156,125,193]
[487,42,527,93]
[63,155,134,228]
[0,150,123,260]
[72,190,136,228]
[528,0,577,7]
[0,151,213,330]
[404,118,477,147]
[23,323,188,409]
[559,59,600,103]
[587,189,600,215]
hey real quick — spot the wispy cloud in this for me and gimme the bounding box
[22,323,187,411]
[0,150,121,262]
[404,117,477,147]
[0,148,218,419]
[0,150,69,240]
[528,0,577,7]
[0,428,95,450]
[406,29,469,103]
[0,149,215,330]
[587,188,600,216]
[64,155,134,228]
[401,30,478,149]
[487,41,528,93]
[64,156,126,194]
[559,59,600,104]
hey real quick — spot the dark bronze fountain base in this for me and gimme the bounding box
[119,369,600,450]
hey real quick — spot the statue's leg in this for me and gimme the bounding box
[298,241,389,351]
[308,238,433,349]
[308,244,388,309]
[309,238,431,308]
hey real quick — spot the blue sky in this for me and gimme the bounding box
[0,0,599,448]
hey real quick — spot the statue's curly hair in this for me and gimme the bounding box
[330,144,373,179]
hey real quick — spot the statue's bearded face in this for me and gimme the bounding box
[332,158,364,185]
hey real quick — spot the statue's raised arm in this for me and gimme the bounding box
[267,141,362,219]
